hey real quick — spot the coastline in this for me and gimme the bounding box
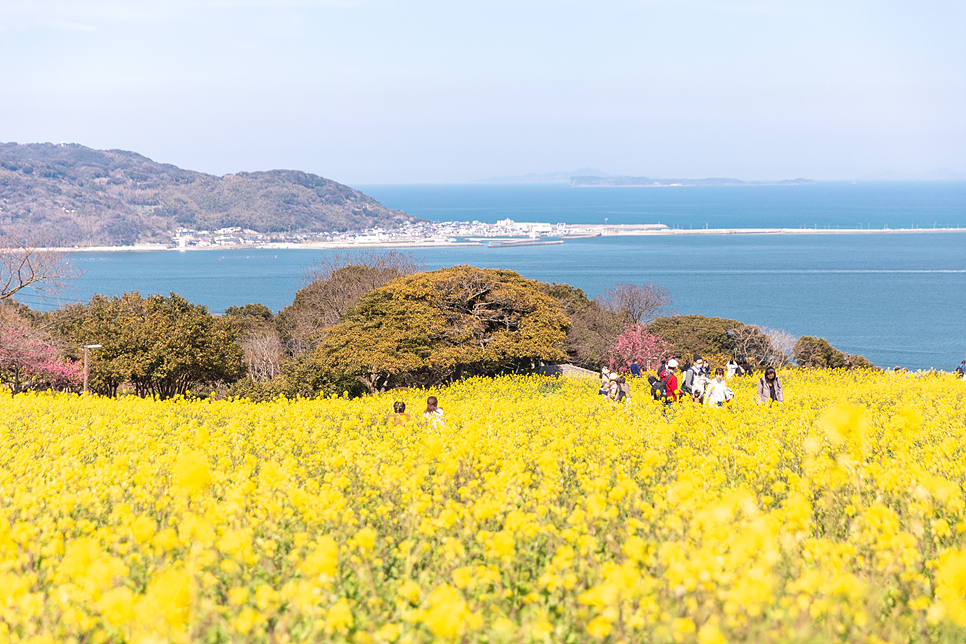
[45,225,966,253]
[592,225,966,236]
[51,241,487,253]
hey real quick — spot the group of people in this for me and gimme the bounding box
[390,356,790,422]
[388,396,446,427]
[598,368,632,402]
[651,356,738,407]
[605,354,784,407]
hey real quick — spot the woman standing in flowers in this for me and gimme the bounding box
[704,368,731,407]
[756,366,783,404]
[423,395,445,427]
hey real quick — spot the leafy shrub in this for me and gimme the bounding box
[793,336,847,368]
[648,315,746,362]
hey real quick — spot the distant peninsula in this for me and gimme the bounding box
[477,168,612,184]
[570,176,814,187]
[0,142,417,246]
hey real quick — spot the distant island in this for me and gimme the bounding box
[570,176,814,187]
[0,142,417,246]
[477,168,612,184]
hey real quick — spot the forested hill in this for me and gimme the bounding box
[0,142,416,246]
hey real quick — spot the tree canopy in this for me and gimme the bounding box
[276,251,422,353]
[0,305,81,394]
[792,336,846,368]
[55,292,244,398]
[547,281,671,370]
[315,265,570,392]
[607,324,675,373]
[597,281,672,326]
[647,315,746,363]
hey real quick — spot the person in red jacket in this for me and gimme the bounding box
[665,359,680,402]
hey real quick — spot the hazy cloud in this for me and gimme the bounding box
[1,0,963,182]
[0,0,359,29]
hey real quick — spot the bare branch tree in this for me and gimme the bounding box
[563,304,625,368]
[761,326,797,367]
[303,249,424,288]
[277,250,424,353]
[0,234,80,301]
[597,282,672,326]
[239,329,285,382]
[728,325,774,366]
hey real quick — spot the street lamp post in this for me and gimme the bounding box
[83,344,102,395]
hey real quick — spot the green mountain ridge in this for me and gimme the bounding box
[0,142,416,246]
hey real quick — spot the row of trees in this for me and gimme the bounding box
[53,293,243,397]
[1,243,874,398]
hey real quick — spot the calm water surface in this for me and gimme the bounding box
[21,183,966,371]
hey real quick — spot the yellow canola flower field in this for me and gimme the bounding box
[1,369,966,644]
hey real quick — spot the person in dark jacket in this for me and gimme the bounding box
[756,367,783,405]
[738,357,752,376]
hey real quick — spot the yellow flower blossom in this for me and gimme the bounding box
[172,450,212,492]
[302,535,339,578]
[325,597,353,634]
[2,371,966,642]
[351,526,377,551]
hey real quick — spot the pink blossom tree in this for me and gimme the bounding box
[0,326,83,394]
[607,323,675,373]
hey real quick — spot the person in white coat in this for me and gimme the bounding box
[704,368,731,407]
[423,396,445,428]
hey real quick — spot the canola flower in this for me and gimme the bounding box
[1,369,965,643]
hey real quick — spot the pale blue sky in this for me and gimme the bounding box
[1,0,963,183]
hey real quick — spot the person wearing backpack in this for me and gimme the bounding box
[649,360,676,402]
[663,359,680,403]
[647,375,665,401]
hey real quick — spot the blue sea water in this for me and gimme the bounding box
[19,182,966,372]
[358,181,966,230]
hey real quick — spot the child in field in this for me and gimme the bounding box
[388,401,411,425]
